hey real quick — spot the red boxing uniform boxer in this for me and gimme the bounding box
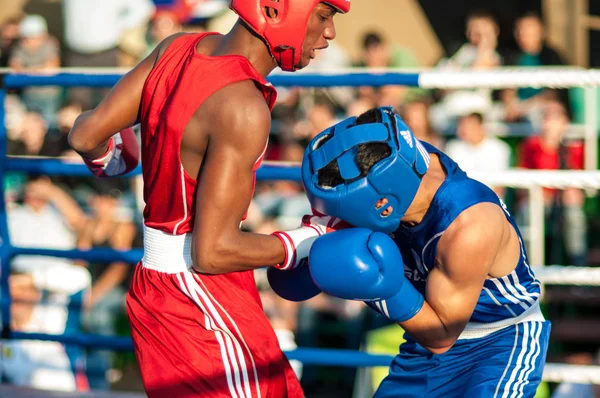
[68,1,350,397]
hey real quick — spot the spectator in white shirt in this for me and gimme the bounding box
[63,0,154,63]
[62,0,154,107]
[1,176,90,392]
[445,112,512,197]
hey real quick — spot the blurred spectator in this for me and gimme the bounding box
[0,16,22,67]
[293,98,339,144]
[63,0,154,65]
[9,15,61,124]
[346,96,377,118]
[153,0,199,25]
[447,10,501,69]
[8,109,79,159]
[503,12,568,125]
[9,15,60,70]
[8,111,48,156]
[78,182,137,390]
[401,99,445,150]
[296,294,365,396]
[42,102,84,157]
[62,0,154,106]
[517,100,587,266]
[2,176,90,392]
[356,31,419,69]
[432,10,502,133]
[303,40,355,109]
[146,10,182,55]
[252,144,312,231]
[551,352,596,398]
[355,31,421,110]
[512,13,565,91]
[8,176,87,273]
[254,251,302,379]
[445,112,511,197]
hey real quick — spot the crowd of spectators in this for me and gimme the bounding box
[0,3,597,397]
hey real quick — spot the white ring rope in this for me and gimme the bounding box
[543,364,600,385]
[533,266,600,286]
[418,67,600,89]
[471,170,600,189]
[4,66,599,88]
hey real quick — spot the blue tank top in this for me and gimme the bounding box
[391,142,541,323]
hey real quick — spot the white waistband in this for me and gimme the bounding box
[457,301,545,340]
[142,225,193,273]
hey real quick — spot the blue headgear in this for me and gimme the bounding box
[301,107,430,233]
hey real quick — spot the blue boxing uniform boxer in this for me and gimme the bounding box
[295,107,550,398]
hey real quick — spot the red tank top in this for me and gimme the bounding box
[140,33,277,234]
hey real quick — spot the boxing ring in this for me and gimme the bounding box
[2,67,600,395]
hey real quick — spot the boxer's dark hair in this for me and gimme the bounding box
[316,108,391,188]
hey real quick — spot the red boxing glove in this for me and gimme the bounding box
[272,214,351,270]
[83,128,139,178]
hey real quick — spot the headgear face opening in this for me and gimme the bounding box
[301,107,430,233]
[229,0,351,72]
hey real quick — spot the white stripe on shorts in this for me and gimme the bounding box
[501,323,530,398]
[176,273,241,398]
[493,324,520,398]
[510,322,538,398]
[184,273,252,398]
[193,274,262,398]
[512,323,543,398]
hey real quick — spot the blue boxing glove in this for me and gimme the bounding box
[308,228,424,322]
[267,261,321,302]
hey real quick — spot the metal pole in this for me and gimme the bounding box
[529,186,546,266]
[584,86,598,171]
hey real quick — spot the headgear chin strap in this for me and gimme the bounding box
[301,107,430,233]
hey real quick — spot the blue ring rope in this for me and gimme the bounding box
[6,157,302,181]
[9,330,395,367]
[3,71,421,89]
[0,89,11,338]
[0,72,409,367]
[11,247,143,264]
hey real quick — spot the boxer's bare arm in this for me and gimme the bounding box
[68,33,186,159]
[190,82,286,274]
[400,203,504,354]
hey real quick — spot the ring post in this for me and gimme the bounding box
[0,88,12,338]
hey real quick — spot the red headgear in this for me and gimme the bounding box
[229,0,350,72]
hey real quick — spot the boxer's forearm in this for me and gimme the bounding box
[399,301,466,355]
[191,231,286,274]
[68,111,111,159]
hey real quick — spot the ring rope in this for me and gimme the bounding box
[10,246,600,286]
[532,266,600,286]
[8,157,600,189]
[4,67,600,89]
[8,330,600,385]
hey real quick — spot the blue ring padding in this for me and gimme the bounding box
[11,247,143,264]
[268,72,420,87]
[287,348,394,367]
[4,74,125,88]
[5,157,142,177]
[0,89,10,336]
[4,72,421,89]
[10,331,396,366]
[6,157,302,181]
[256,162,302,182]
